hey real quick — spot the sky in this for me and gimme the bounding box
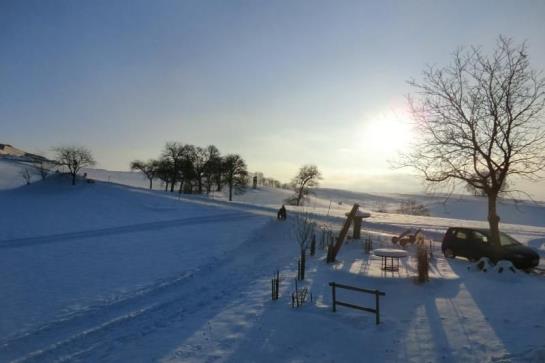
[1,0,545,194]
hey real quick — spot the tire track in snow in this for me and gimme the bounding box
[0,271,195,361]
[0,212,254,249]
[0,218,293,363]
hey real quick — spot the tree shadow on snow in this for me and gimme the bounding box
[446,258,545,361]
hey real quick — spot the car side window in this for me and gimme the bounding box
[473,231,488,244]
[455,231,467,240]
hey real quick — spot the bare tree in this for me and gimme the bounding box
[294,212,315,253]
[33,160,52,180]
[192,146,209,194]
[156,157,172,191]
[20,167,33,185]
[293,212,316,280]
[203,145,222,194]
[223,154,248,201]
[162,142,186,192]
[130,159,159,190]
[54,146,96,185]
[178,144,197,194]
[401,36,545,245]
[290,165,322,206]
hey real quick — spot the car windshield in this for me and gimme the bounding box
[499,232,520,247]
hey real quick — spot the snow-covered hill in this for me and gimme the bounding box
[0,159,43,189]
[1,166,544,362]
[77,167,545,228]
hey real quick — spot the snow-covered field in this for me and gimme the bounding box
[1,161,545,362]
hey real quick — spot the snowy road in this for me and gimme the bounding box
[1,218,294,362]
[2,180,545,362]
[0,212,254,249]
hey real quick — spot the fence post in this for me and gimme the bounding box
[331,283,336,312]
[276,270,279,300]
[375,290,380,325]
[294,279,298,307]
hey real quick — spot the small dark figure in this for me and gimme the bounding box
[277,204,287,220]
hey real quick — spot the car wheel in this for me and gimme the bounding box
[443,248,455,259]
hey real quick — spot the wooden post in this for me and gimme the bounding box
[331,204,360,260]
[331,283,336,312]
[301,256,304,279]
[275,270,280,300]
[272,270,280,300]
[326,244,333,263]
[295,279,298,307]
[320,229,325,249]
[353,216,362,239]
[375,290,380,325]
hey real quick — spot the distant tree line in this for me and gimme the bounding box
[396,200,430,216]
[131,143,250,201]
[252,172,283,189]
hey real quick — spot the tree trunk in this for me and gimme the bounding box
[149,178,153,190]
[487,192,501,245]
[197,178,203,194]
[206,176,211,194]
[296,184,305,206]
[184,181,193,194]
[228,182,233,201]
[72,173,76,185]
[300,249,306,280]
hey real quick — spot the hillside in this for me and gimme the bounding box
[0,170,544,362]
[80,167,545,228]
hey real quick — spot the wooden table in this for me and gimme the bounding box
[373,248,408,271]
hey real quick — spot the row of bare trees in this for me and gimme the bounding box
[130,143,249,201]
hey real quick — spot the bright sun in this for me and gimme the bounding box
[360,112,412,155]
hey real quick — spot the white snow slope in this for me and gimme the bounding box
[1,170,544,362]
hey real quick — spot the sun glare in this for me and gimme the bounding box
[360,112,412,155]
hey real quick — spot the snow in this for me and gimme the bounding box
[373,248,409,258]
[0,160,41,190]
[1,169,544,362]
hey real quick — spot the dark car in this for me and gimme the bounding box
[442,227,540,269]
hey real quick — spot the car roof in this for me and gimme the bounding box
[448,227,490,234]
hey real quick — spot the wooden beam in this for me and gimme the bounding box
[331,203,359,260]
